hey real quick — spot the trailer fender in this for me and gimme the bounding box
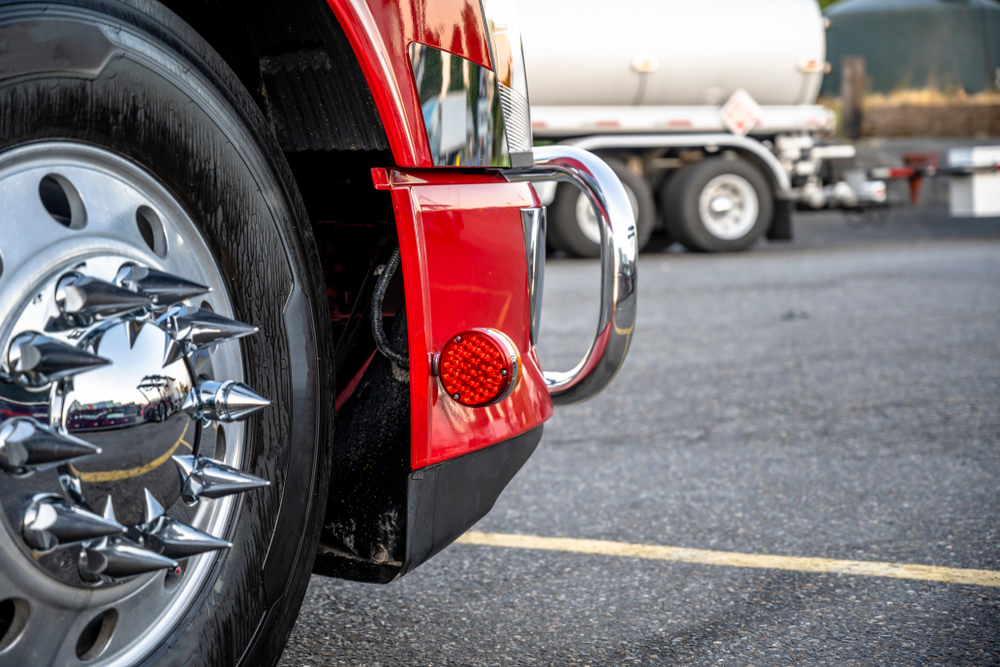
[564,134,792,199]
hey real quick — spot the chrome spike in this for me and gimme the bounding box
[142,487,166,524]
[183,379,270,423]
[59,472,87,505]
[101,495,117,523]
[79,537,180,581]
[160,309,257,366]
[6,332,110,387]
[124,319,144,349]
[0,417,101,473]
[55,274,152,321]
[116,264,210,306]
[180,389,200,415]
[162,336,185,368]
[139,489,231,558]
[78,496,180,581]
[172,455,270,504]
[21,495,126,551]
[170,309,258,348]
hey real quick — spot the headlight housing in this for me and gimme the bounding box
[407,0,533,168]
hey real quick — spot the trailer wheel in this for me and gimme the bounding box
[549,158,655,258]
[662,157,773,252]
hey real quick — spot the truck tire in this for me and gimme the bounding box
[0,2,332,666]
[662,157,773,252]
[549,157,655,258]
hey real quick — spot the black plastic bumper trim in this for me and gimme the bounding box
[399,425,543,577]
[312,425,542,583]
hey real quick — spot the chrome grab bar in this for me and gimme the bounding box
[506,146,638,406]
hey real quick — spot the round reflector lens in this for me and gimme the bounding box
[438,329,518,407]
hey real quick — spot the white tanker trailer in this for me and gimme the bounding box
[520,0,887,255]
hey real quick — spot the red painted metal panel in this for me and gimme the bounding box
[380,169,553,469]
[326,0,492,168]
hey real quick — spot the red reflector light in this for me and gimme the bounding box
[437,329,519,407]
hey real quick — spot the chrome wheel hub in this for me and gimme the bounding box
[0,142,269,664]
[698,173,759,240]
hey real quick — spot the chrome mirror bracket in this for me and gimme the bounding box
[506,146,638,406]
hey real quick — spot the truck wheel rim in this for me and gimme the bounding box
[698,173,759,240]
[576,182,640,246]
[0,142,268,665]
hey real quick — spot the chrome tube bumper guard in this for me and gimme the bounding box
[507,146,638,406]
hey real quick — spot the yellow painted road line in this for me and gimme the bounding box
[456,531,1000,588]
[70,421,190,482]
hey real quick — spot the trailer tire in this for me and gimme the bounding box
[549,158,655,258]
[662,157,773,252]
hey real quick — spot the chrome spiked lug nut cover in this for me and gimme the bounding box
[115,264,210,306]
[160,307,258,366]
[21,494,126,551]
[79,497,179,582]
[0,416,101,474]
[164,308,258,347]
[173,455,270,504]
[79,538,180,582]
[139,489,231,558]
[0,141,267,659]
[5,332,110,387]
[55,273,153,324]
[184,379,271,423]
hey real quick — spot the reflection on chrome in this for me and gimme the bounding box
[520,207,546,345]
[0,384,50,422]
[55,321,195,526]
[63,322,192,433]
[409,43,510,168]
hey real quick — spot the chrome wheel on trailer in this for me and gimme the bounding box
[0,1,333,664]
[662,157,774,252]
[0,143,268,664]
[697,173,760,241]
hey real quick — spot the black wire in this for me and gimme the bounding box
[370,247,408,368]
[335,256,376,355]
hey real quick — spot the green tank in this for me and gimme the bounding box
[822,0,1000,95]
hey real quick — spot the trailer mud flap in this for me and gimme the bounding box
[767,200,794,241]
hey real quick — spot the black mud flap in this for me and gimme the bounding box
[313,425,542,584]
[767,199,794,241]
[400,426,542,576]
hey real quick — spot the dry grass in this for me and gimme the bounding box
[817,90,1000,138]
[865,88,1000,106]
[818,88,1000,138]
[821,88,1000,110]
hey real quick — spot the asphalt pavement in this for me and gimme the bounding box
[280,151,1000,666]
